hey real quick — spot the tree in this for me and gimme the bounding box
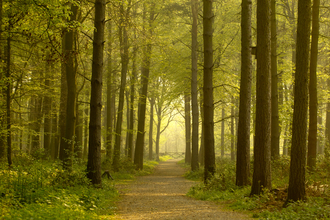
[203,0,215,183]
[184,93,191,164]
[191,0,199,172]
[148,97,155,160]
[271,0,280,159]
[87,0,106,186]
[112,2,130,171]
[134,2,155,170]
[286,0,311,203]
[250,0,272,195]
[236,0,252,187]
[62,3,78,169]
[307,0,320,171]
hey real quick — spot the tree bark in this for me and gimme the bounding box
[148,97,155,160]
[112,4,129,171]
[307,0,320,171]
[185,93,191,164]
[271,0,280,159]
[134,3,155,170]
[203,0,215,183]
[87,0,105,186]
[236,0,252,187]
[286,0,311,203]
[221,108,225,158]
[191,0,199,171]
[250,0,272,195]
[62,4,78,169]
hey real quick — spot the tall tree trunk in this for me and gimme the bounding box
[43,69,52,158]
[185,93,192,164]
[286,0,311,203]
[307,0,320,171]
[191,0,199,172]
[87,0,105,186]
[0,0,4,160]
[134,3,155,170]
[148,97,155,160]
[106,19,113,162]
[236,0,252,187]
[203,0,215,183]
[231,97,235,161]
[83,90,89,159]
[127,43,137,161]
[199,92,205,165]
[59,30,67,161]
[271,0,280,159]
[221,108,225,158]
[155,110,161,161]
[5,27,11,166]
[112,5,129,171]
[62,4,78,169]
[250,0,272,195]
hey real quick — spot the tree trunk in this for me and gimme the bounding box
[127,42,137,161]
[191,0,199,172]
[106,19,113,162]
[231,97,235,161]
[236,0,252,187]
[271,0,280,159]
[148,97,155,160]
[87,0,105,186]
[5,29,11,166]
[307,0,320,171]
[286,0,311,203]
[221,108,225,158]
[112,5,129,171]
[43,67,52,158]
[134,3,155,170]
[62,4,78,169]
[185,93,191,164]
[250,0,272,195]
[203,0,215,183]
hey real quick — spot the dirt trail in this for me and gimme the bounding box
[114,159,250,220]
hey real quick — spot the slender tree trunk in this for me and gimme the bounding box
[43,71,52,158]
[231,97,235,161]
[83,90,89,159]
[191,0,199,172]
[106,19,113,161]
[203,0,215,183]
[113,5,129,171]
[148,97,155,160]
[5,27,11,166]
[155,110,161,161]
[62,4,78,169]
[251,0,272,195]
[87,0,105,186]
[199,92,205,166]
[286,0,311,203]
[134,3,155,170]
[307,0,320,171]
[127,43,137,161]
[59,30,67,161]
[271,0,280,159]
[236,0,252,187]
[185,93,192,164]
[221,108,225,158]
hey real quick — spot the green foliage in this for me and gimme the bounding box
[186,156,330,219]
[0,157,119,219]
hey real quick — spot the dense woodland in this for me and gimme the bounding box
[1,0,330,218]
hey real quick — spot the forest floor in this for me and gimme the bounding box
[112,159,251,220]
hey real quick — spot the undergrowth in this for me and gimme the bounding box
[186,156,330,219]
[0,153,160,219]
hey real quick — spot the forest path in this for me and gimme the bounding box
[113,159,250,220]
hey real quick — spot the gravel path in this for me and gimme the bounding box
[114,159,250,220]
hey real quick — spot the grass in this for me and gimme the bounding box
[0,153,161,220]
[185,156,330,219]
